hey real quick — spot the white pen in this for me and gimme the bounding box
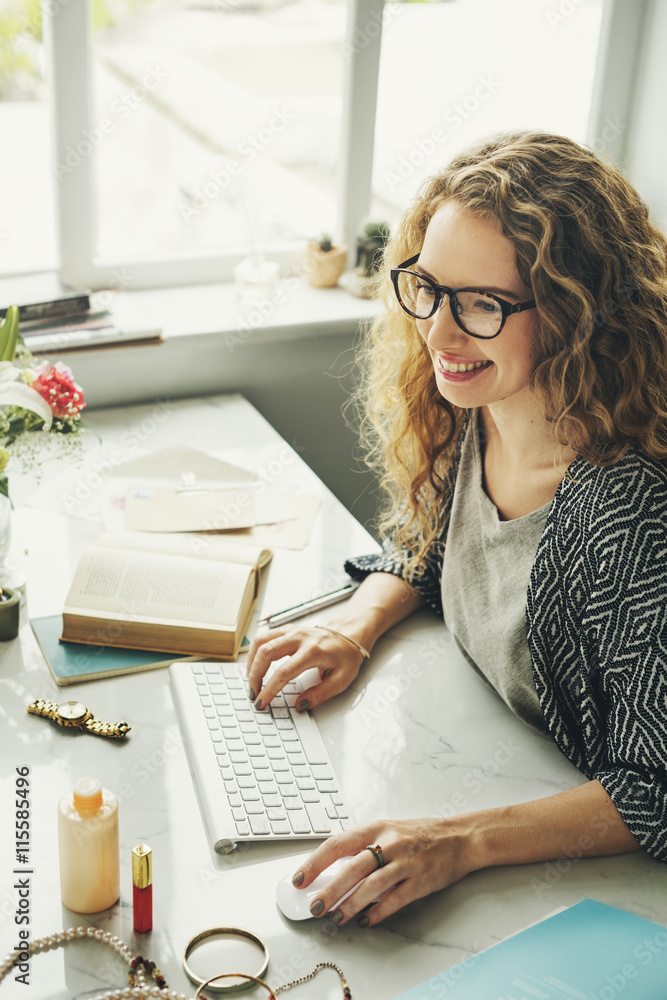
[258,582,360,629]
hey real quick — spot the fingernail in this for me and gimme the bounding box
[297,699,309,713]
[357,915,369,927]
[309,899,325,917]
[291,871,304,887]
[331,909,344,925]
[249,686,256,702]
[254,696,263,710]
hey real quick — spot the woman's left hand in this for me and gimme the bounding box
[291,817,479,927]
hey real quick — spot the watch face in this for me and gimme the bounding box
[58,701,87,722]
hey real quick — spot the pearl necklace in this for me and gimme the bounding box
[0,927,352,999]
[0,927,193,1000]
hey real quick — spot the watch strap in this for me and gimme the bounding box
[27,698,60,719]
[84,717,131,739]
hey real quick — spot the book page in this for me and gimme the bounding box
[95,530,272,569]
[65,547,253,626]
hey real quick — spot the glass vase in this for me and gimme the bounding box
[0,475,12,585]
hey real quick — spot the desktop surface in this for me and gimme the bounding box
[1,394,666,999]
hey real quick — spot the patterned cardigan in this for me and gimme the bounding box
[344,445,667,862]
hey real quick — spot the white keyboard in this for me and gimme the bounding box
[170,661,351,854]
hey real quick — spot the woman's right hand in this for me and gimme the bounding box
[246,624,366,712]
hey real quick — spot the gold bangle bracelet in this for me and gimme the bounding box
[194,973,275,999]
[183,927,269,993]
[314,625,370,660]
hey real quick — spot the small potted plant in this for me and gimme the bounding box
[305,234,348,288]
[344,220,391,298]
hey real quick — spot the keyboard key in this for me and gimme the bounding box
[279,783,299,797]
[325,803,338,820]
[210,732,224,743]
[230,751,248,763]
[222,664,239,678]
[245,801,266,815]
[233,762,252,776]
[224,780,237,794]
[251,759,270,771]
[235,822,251,836]
[311,765,334,780]
[209,684,227,695]
[292,765,311,778]
[301,790,320,804]
[275,719,294,730]
[305,803,332,834]
[214,745,228,756]
[284,798,303,811]
[263,735,282,748]
[236,710,254,723]
[331,793,344,806]
[256,716,275,727]
[232,807,246,821]
[267,806,287,821]
[207,719,219,731]
[336,805,348,819]
[220,767,234,781]
[257,781,278,797]
[249,816,271,836]
[240,722,259,734]
[227,739,245,752]
[243,733,262,745]
[280,731,299,743]
[275,771,295,782]
[317,780,338,793]
[288,810,311,834]
[229,794,242,808]
[262,793,282,808]
[268,748,286,760]
[296,778,315,790]
[271,707,289,719]
[271,821,291,835]
[248,746,268,757]
[285,751,306,765]
[204,664,220,674]
[237,776,256,788]
[241,788,261,802]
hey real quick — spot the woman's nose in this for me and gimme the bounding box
[425,296,468,349]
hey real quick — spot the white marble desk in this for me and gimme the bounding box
[0,394,665,1000]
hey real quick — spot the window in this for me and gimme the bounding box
[3,0,618,289]
[0,0,57,274]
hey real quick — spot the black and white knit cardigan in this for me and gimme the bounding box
[345,446,667,862]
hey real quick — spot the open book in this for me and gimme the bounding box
[61,531,272,659]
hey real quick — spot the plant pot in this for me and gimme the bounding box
[305,243,348,288]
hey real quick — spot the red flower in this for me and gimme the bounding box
[31,363,86,423]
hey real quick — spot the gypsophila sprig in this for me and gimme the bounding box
[0,305,87,477]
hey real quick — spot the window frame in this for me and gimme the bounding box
[45,0,384,290]
[44,0,634,292]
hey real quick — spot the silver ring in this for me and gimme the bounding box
[364,843,386,868]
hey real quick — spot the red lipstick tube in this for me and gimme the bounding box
[132,843,152,933]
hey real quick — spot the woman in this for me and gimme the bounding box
[247,130,667,926]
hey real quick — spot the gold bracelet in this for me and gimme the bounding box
[183,927,269,992]
[314,625,370,660]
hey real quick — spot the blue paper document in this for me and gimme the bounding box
[394,898,667,1000]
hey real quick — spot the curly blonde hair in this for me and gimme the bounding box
[354,130,667,579]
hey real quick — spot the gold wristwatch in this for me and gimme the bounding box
[27,699,130,739]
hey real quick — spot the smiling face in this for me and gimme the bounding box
[415,200,539,414]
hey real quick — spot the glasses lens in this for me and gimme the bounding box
[395,271,437,318]
[454,291,503,337]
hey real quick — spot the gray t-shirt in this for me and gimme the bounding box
[441,413,550,735]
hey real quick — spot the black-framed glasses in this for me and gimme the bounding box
[390,254,536,339]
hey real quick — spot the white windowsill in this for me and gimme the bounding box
[124,276,379,346]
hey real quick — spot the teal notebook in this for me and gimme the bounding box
[394,899,667,999]
[31,614,199,686]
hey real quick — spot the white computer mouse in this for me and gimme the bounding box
[276,856,365,921]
